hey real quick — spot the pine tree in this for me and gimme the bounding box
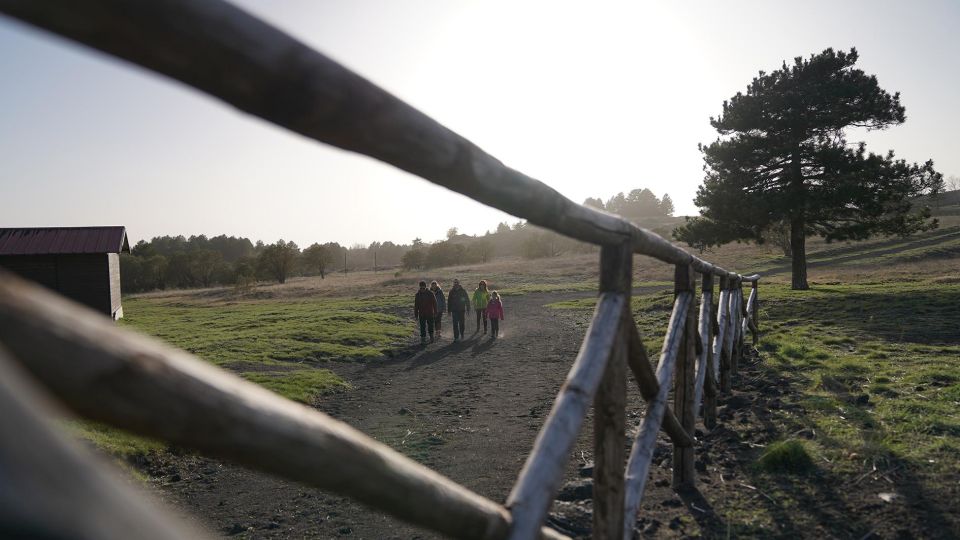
[625,188,661,218]
[659,193,675,216]
[605,192,628,215]
[583,197,605,210]
[674,48,942,289]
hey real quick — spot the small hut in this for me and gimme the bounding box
[0,227,130,319]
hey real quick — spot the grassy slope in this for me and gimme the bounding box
[68,223,960,535]
[72,295,411,455]
[70,257,606,456]
[758,280,960,465]
[119,295,411,402]
[548,228,960,536]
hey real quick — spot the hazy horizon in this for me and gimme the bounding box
[2,1,958,247]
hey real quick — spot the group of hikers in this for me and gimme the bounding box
[413,279,505,344]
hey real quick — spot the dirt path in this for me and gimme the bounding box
[151,291,602,538]
[145,286,815,539]
[146,286,957,539]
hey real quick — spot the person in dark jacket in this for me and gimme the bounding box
[446,278,471,342]
[430,281,446,338]
[414,281,438,344]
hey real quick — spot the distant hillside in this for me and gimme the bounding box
[917,189,960,216]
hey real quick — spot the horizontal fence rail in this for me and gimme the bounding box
[0,1,764,539]
[0,346,210,540]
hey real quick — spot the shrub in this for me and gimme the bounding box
[756,439,814,474]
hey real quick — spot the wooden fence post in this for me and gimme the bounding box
[738,283,747,361]
[751,281,759,345]
[593,243,631,539]
[701,274,718,429]
[672,264,697,490]
[729,280,741,376]
[693,273,712,421]
[717,276,731,394]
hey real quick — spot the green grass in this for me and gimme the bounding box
[65,419,165,478]
[500,282,596,295]
[547,287,677,354]
[756,280,960,469]
[242,369,350,403]
[508,280,673,297]
[72,294,412,458]
[546,297,597,310]
[744,226,960,275]
[755,439,815,474]
[121,295,410,366]
[546,273,960,524]
[65,420,164,457]
[593,273,959,536]
[857,235,960,264]
[119,295,412,397]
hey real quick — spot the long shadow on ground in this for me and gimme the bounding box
[679,284,960,538]
[756,226,960,276]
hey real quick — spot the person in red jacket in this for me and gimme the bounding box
[414,281,438,344]
[486,291,505,339]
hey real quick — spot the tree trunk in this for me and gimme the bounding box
[790,216,808,290]
[789,148,809,290]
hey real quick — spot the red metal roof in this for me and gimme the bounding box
[0,227,130,256]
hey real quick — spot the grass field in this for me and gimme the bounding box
[120,295,411,402]
[545,232,960,535]
[758,280,960,465]
[63,221,960,535]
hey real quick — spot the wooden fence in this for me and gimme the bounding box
[0,2,761,539]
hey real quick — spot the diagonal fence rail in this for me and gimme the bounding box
[0,1,763,539]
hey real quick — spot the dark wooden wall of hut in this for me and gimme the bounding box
[0,254,118,317]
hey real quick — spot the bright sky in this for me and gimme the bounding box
[1,1,957,247]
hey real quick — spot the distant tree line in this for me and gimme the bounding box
[398,221,597,270]
[582,188,675,221]
[120,186,676,292]
[399,185,675,270]
[120,235,407,293]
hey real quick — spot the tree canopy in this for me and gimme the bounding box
[581,188,674,221]
[674,48,942,289]
[258,240,300,284]
[302,243,336,279]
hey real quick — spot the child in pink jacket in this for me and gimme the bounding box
[486,291,505,338]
